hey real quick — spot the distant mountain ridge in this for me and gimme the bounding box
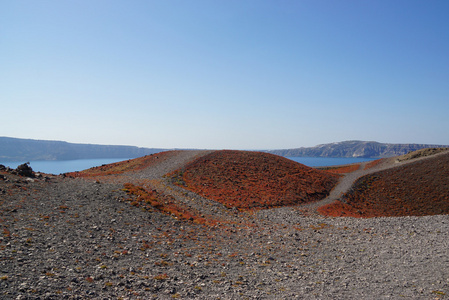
[267,140,449,158]
[0,137,167,161]
[2,137,448,162]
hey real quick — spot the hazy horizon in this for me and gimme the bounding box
[2,136,448,152]
[2,1,448,149]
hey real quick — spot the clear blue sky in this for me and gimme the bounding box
[1,0,448,149]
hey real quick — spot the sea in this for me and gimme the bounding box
[0,158,130,175]
[0,156,376,175]
[287,157,376,167]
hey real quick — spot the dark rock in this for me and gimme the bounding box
[16,163,34,177]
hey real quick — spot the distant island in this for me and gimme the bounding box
[1,137,448,162]
[0,137,167,161]
[266,140,449,158]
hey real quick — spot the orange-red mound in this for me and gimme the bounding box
[319,152,449,217]
[171,150,339,210]
[320,163,361,174]
[66,151,178,177]
[363,158,385,170]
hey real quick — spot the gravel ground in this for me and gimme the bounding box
[1,152,448,299]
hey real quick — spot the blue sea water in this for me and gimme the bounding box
[287,157,376,167]
[1,156,377,175]
[0,158,131,175]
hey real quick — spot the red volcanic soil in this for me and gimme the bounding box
[319,163,361,174]
[318,152,449,217]
[66,151,178,177]
[171,150,339,210]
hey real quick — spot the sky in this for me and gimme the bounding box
[1,0,449,150]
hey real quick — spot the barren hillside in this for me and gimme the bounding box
[319,151,449,217]
[171,150,339,210]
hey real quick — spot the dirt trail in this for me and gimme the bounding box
[299,161,371,213]
[125,150,246,223]
[130,150,213,179]
[299,149,449,215]
[120,149,449,219]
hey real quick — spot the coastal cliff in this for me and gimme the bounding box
[267,140,449,158]
[0,137,166,161]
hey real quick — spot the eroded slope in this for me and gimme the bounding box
[319,151,449,217]
[171,150,339,210]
